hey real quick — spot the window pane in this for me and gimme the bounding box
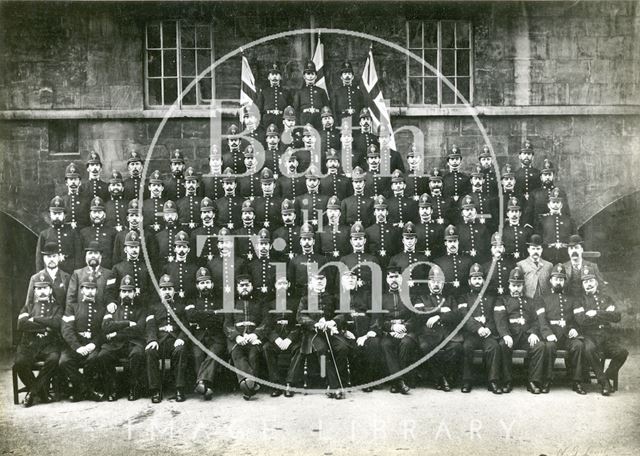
[409,78,423,105]
[147,50,162,77]
[162,21,177,48]
[442,81,456,104]
[442,22,455,48]
[148,79,162,105]
[200,78,212,101]
[424,21,438,48]
[182,78,197,105]
[181,50,196,76]
[164,78,178,105]
[442,49,455,77]
[408,21,421,49]
[181,25,195,48]
[147,24,161,48]
[457,77,470,103]
[196,25,211,48]
[164,50,177,76]
[456,50,470,76]
[409,53,422,77]
[456,22,470,48]
[424,77,438,104]
[424,49,437,76]
[197,49,211,75]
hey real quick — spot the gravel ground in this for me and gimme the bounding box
[1,352,639,456]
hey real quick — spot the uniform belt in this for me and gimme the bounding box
[509,318,526,325]
[351,312,366,317]
[236,321,256,327]
[474,316,486,324]
[549,319,566,327]
[343,109,355,115]
[159,325,174,333]
[266,109,283,115]
[36,331,50,339]
[79,331,92,338]
[597,324,606,329]
[276,319,289,326]
[303,108,319,113]
[389,319,405,324]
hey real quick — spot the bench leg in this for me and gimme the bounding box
[12,366,19,405]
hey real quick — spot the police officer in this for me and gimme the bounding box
[162,230,198,300]
[351,108,379,170]
[415,193,445,260]
[143,170,166,233]
[203,154,225,201]
[482,232,516,297]
[434,225,473,297]
[281,106,303,150]
[146,273,189,402]
[287,223,329,299]
[189,197,218,266]
[206,227,247,302]
[277,150,307,201]
[317,196,350,259]
[515,140,541,202]
[112,230,151,304]
[388,222,430,296]
[523,158,571,226]
[405,145,429,199]
[254,168,282,230]
[272,199,301,262]
[341,222,380,292]
[123,150,146,201]
[458,263,502,394]
[293,60,329,130]
[295,165,329,227]
[97,274,149,401]
[263,124,286,180]
[177,166,203,231]
[456,195,490,263]
[319,106,341,172]
[563,234,607,298]
[222,124,245,175]
[257,63,289,129]
[215,168,243,230]
[62,162,90,229]
[224,274,265,400]
[164,149,187,200]
[341,166,373,227]
[235,200,260,262]
[237,145,262,200]
[105,170,127,232]
[500,163,526,214]
[536,187,575,264]
[427,168,451,226]
[36,196,83,274]
[320,148,351,200]
[494,266,546,394]
[365,196,401,270]
[26,242,71,310]
[469,164,498,229]
[113,199,151,266]
[332,61,364,126]
[15,273,63,407]
[478,145,499,196]
[503,196,533,261]
[246,228,278,302]
[80,196,117,269]
[535,264,587,394]
[186,267,227,401]
[574,266,628,396]
[442,145,471,208]
[363,144,391,199]
[83,151,109,202]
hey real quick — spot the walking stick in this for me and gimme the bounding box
[323,328,345,394]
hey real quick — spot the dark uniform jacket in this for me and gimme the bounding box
[104,196,128,231]
[253,194,283,230]
[535,290,579,340]
[320,173,352,200]
[215,195,243,230]
[185,292,226,343]
[80,223,117,269]
[83,178,110,202]
[411,293,463,344]
[264,293,300,344]
[514,165,540,200]
[148,297,188,342]
[495,295,541,338]
[341,193,373,227]
[62,193,90,229]
[317,224,351,259]
[101,298,150,348]
[142,197,166,233]
[36,224,84,274]
[297,291,337,354]
[574,291,621,335]
[62,296,106,350]
[482,256,516,297]
[459,290,498,336]
[415,220,444,260]
[223,295,266,342]
[25,269,70,310]
[177,194,203,230]
[163,261,199,300]
[503,222,533,261]
[18,296,63,345]
[66,266,117,311]
[434,253,473,297]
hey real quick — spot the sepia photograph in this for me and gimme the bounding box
[0,0,638,455]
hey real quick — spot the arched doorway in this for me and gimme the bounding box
[0,211,38,352]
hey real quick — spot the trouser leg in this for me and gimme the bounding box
[483,337,501,383]
[14,344,37,392]
[129,345,145,389]
[527,340,546,384]
[197,340,226,385]
[564,338,586,382]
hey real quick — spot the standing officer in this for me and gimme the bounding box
[318,106,341,172]
[164,149,188,201]
[112,230,151,304]
[427,168,451,226]
[190,197,218,266]
[517,234,553,300]
[535,264,587,394]
[263,124,286,180]
[277,151,307,202]
[237,145,262,201]
[563,234,607,298]
[458,263,502,394]
[293,61,329,130]
[500,164,525,214]
[341,222,381,293]
[26,242,71,310]
[206,227,247,302]
[112,199,150,266]
[59,275,106,402]
[186,267,227,401]
[104,171,128,232]
[523,158,571,226]
[83,151,109,202]
[177,167,203,232]
[332,61,363,127]
[97,274,149,401]
[494,266,546,394]
[224,274,265,400]
[387,170,418,227]
[515,140,541,203]
[456,195,490,263]
[258,63,289,129]
[442,145,471,208]
[80,197,117,269]
[469,165,498,229]
[365,196,401,270]
[254,168,282,230]
[281,106,304,150]
[61,162,90,230]
[317,196,351,260]
[36,196,84,274]
[203,154,226,202]
[162,230,198,300]
[341,166,373,227]
[287,223,329,299]
[536,187,575,264]
[222,124,245,175]
[351,108,379,170]
[405,145,429,199]
[15,273,63,407]
[143,170,166,234]
[574,266,628,396]
[415,193,445,260]
[215,168,243,230]
[124,150,146,201]
[235,200,260,262]
[482,232,516,297]
[478,145,498,196]
[363,144,391,199]
[272,199,301,262]
[152,200,181,270]
[503,196,533,261]
[246,228,278,302]
[320,148,351,200]
[295,165,329,227]
[434,225,473,298]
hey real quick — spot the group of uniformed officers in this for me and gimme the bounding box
[15,60,628,406]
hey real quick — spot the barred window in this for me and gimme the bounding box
[145,21,214,107]
[407,20,472,106]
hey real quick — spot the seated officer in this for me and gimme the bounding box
[535,264,587,395]
[223,274,265,400]
[15,274,63,407]
[459,263,502,394]
[494,266,546,394]
[97,275,150,402]
[574,266,628,396]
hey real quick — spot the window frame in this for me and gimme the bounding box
[405,19,473,107]
[144,20,216,109]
